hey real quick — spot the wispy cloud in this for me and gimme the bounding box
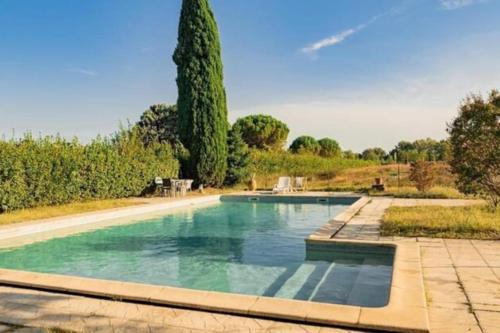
[439,0,485,10]
[65,67,98,76]
[301,8,396,56]
[301,26,362,55]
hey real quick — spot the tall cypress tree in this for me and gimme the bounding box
[173,0,228,186]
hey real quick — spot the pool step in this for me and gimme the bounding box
[274,264,316,299]
[308,261,363,304]
[345,257,392,307]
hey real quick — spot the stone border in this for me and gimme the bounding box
[0,239,428,332]
[308,196,371,239]
[0,194,429,332]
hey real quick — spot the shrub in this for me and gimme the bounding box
[0,130,179,213]
[289,136,321,154]
[233,114,289,150]
[318,138,342,158]
[409,161,436,192]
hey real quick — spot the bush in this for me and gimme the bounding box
[289,136,321,154]
[409,161,436,192]
[233,114,289,150]
[0,130,179,213]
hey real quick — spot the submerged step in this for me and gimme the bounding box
[274,263,316,299]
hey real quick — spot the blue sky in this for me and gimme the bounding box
[1,0,499,151]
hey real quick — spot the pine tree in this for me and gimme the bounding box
[173,0,228,186]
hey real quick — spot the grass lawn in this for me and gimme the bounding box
[0,198,148,226]
[381,205,500,240]
[369,186,466,199]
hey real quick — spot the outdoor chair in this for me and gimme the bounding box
[155,177,166,197]
[273,177,293,194]
[294,177,306,191]
[185,179,194,192]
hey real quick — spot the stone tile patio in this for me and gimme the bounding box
[0,197,498,333]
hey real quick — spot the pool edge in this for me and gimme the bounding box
[0,193,429,332]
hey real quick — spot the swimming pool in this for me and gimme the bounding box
[0,196,394,307]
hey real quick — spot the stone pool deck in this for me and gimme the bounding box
[0,197,498,333]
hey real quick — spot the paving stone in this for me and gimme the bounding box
[475,310,500,333]
[428,307,482,333]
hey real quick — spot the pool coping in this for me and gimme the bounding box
[0,194,429,333]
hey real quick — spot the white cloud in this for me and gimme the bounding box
[301,27,360,55]
[301,8,397,55]
[439,0,484,10]
[65,67,98,76]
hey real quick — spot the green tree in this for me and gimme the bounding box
[289,136,321,154]
[233,114,289,150]
[136,104,178,146]
[361,147,386,161]
[447,90,500,209]
[173,0,228,186]
[225,126,251,185]
[343,150,359,160]
[318,138,342,158]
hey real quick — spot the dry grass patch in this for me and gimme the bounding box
[0,198,147,226]
[370,186,466,199]
[382,205,500,239]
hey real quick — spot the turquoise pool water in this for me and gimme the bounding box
[0,198,394,307]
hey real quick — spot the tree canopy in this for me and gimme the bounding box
[318,138,342,158]
[447,90,500,208]
[289,136,321,154]
[233,114,289,150]
[361,147,387,161]
[136,104,178,146]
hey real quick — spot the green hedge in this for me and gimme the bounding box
[0,131,179,213]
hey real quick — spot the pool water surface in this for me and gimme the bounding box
[0,199,394,307]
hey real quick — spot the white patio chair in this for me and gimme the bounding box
[294,177,306,191]
[273,177,292,194]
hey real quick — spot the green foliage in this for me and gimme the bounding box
[0,131,179,213]
[233,114,289,151]
[447,90,500,209]
[390,138,450,163]
[225,126,251,185]
[343,150,360,159]
[289,136,320,154]
[135,104,189,160]
[174,0,228,186]
[409,161,436,192]
[136,104,178,146]
[318,138,342,158]
[361,147,387,161]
